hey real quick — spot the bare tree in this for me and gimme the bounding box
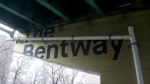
[43,62,84,84]
[59,68,84,84]
[32,65,43,84]
[0,61,7,84]
[23,60,47,84]
[0,35,14,84]
[24,72,33,84]
[11,55,32,84]
[43,63,63,84]
[40,66,49,84]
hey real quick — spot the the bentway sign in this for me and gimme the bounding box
[16,27,123,60]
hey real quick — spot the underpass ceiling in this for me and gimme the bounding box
[0,0,149,32]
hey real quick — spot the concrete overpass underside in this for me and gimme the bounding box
[0,0,150,84]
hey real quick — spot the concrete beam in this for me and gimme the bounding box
[0,27,10,34]
[85,0,104,16]
[37,0,71,22]
[0,27,15,38]
[0,3,44,28]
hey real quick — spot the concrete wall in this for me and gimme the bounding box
[15,9,150,84]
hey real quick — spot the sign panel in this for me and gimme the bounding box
[15,27,124,60]
[14,25,133,73]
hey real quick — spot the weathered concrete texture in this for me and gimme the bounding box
[15,9,150,84]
